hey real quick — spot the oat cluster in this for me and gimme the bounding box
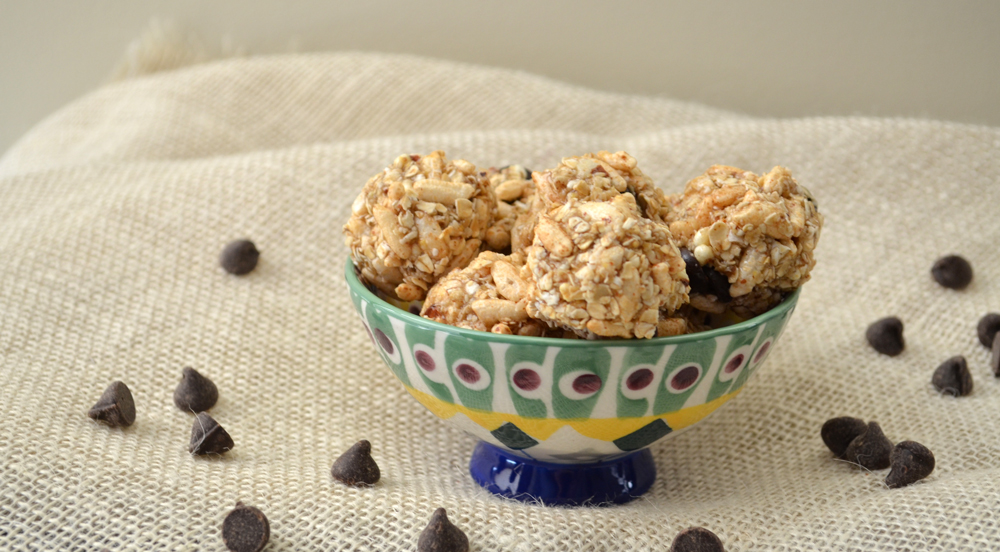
[343,151,494,301]
[525,195,688,339]
[344,151,824,339]
[668,165,823,316]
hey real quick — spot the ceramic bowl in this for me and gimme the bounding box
[345,259,799,505]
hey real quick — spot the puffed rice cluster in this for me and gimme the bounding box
[344,150,823,339]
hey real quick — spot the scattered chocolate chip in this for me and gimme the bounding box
[189,412,234,455]
[821,416,867,458]
[669,527,726,552]
[885,441,935,488]
[843,422,893,470]
[220,239,260,276]
[866,316,904,356]
[977,313,1000,348]
[931,255,973,290]
[931,355,973,396]
[88,381,136,427]
[222,502,269,552]
[331,440,381,486]
[991,334,1000,377]
[417,508,469,552]
[173,367,219,412]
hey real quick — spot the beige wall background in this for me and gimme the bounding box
[2,1,999,155]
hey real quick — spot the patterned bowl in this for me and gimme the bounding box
[345,259,799,505]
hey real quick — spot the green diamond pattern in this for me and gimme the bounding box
[613,419,672,451]
[490,422,539,450]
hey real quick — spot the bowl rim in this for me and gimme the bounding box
[345,258,800,348]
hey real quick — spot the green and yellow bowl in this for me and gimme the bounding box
[346,259,799,503]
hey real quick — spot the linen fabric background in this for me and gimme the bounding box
[2,50,999,551]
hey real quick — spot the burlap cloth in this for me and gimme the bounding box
[2,51,999,551]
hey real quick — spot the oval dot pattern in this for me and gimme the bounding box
[669,365,701,392]
[513,369,541,391]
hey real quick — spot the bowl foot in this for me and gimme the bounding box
[469,441,655,506]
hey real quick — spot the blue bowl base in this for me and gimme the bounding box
[469,441,656,506]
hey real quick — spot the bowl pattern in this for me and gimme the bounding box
[347,262,798,464]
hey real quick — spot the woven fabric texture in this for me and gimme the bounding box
[2,52,999,551]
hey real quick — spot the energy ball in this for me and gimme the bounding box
[344,151,495,301]
[667,165,823,316]
[533,151,672,223]
[525,194,689,339]
[421,251,548,336]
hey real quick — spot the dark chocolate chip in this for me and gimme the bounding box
[679,248,731,302]
[669,526,726,552]
[821,416,867,458]
[991,334,1000,377]
[866,316,904,356]
[189,412,234,455]
[220,239,260,276]
[885,441,935,488]
[704,266,732,303]
[680,248,712,295]
[931,355,973,396]
[977,312,1000,348]
[88,381,136,427]
[173,367,219,412]
[417,508,469,552]
[222,502,269,552]
[931,255,973,290]
[331,440,381,486]
[843,422,893,470]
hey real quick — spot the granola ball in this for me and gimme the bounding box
[525,194,689,339]
[344,151,495,301]
[533,151,672,223]
[667,165,823,315]
[484,165,536,253]
[421,251,548,336]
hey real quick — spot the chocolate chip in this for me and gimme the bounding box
[885,441,935,488]
[173,367,219,412]
[931,355,973,396]
[931,254,973,290]
[669,527,725,552]
[843,421,893,470]
[189,412,234,455]
[991,334,1000,377]
[866,316,904,356]
[821,416,867,458]
[87,381,136,427]
[222,502,269,552]
[679,248,731,302]
[705,266,732,303]
[220,239,260,276]
[680,248,712,295]
[977,313,1000,348]
[331,440,381,486]
[417,508,469,552]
